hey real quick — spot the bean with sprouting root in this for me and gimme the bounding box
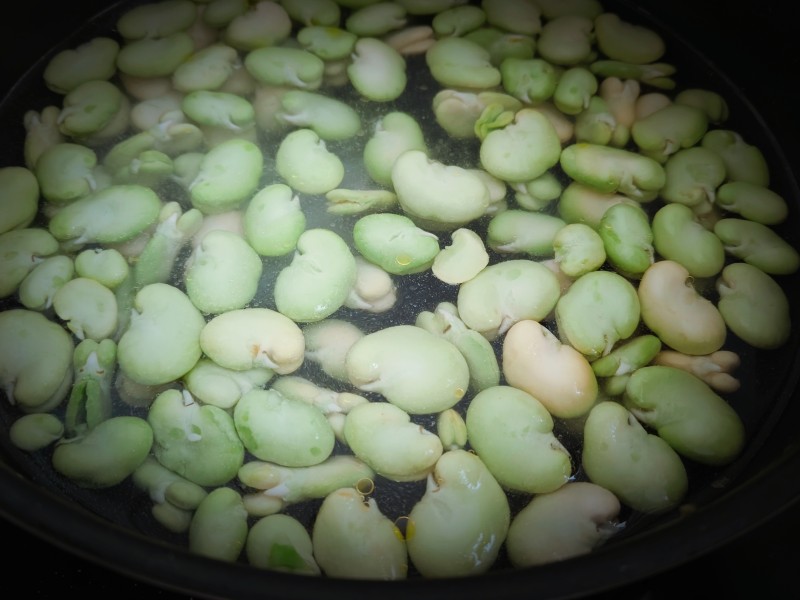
[148,388,244,487]
[52,277,118,342]
[238,455,375,513]
[653,350,741,393]
[714,218,800,275]
[591,334,662,378]
[274,228,356,323]
[189,137,264,214]
[651,203,725,278]
[23,106,65,170]
[487,209,566,258]
[353,212,439,275]
[457,259,561,341]
[345,324,470,415]
[52,415,153,488]
[247,513,320,575]
[233,388,335,467]
[181,89,255,132]
[363,111,427,185]
[500,57,558,105]
[406,449,510,578]
[345,256,397,313]
[598,76,640,146]
[171,43,239,92]
[393,149,492,231]
[557,181,641,229]
[183,358,273,410]
[275,128,344,195]
[326,188,398,217]
[503,320,598,419]
[573,96,618,146]
[425,36,501,89]
[555,270,640,360]
[590,59,675,89]
[480,108,562,184]
[0,166,38,234]
[347,37,407,102]
[9,413,65,452]
[598,202,654,278]
[223,0,292,51]
[716,261,791,350]
[312,487,407,580]
[582,401,688,513]
[702,129,771,186]
[638,260,727,356]
[64,338,116,438]
[560,142,666,201]
[625,365,746,466]
[111,149,174,188]
[437,408,467,450]
[553,67,598,115]
[0,309,74,413]
[34,142,98,205]
[506,481,622,568]
[513,172,563,211]
[43,36,119,94]
[432,89,520,139]
[276,89,362,140]
[430,227,489,285]
[200,307,305,374]
[715,181,788,226]
[0,228,59,299]
[188,487,248,562]
[245,46,326,90]
[297,25,358,61]
[302,319,365,383]
[133,455,209,511]
[58,80,130,145]
[469,378,568,488]
[659,146,726,214]
[344,401,443,482]
[48,184,161,251]
[271,375,367,416]
[552,222,606,278]
[416,301,500,392]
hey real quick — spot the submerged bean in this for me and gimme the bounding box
[347,37,407,101]
[714,218,800,275]
[9,413,65,452]
[275,128,344,195]
[353,212,440,275]
[188,487,248,562]
[247,513,320,575]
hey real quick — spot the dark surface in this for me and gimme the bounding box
[1,1,800,599]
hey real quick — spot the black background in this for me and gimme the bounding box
[1,1,799,598]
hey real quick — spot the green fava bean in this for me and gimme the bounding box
[554,270,640,360]
[49,184,161,248]
[716,261,791,349]
[591,334,662,378]
[631,104,709,162]
[117,32,195,78]
[172,43,240,92]
[457,259,561,341]
[482,0,541,34]
[223,1,292,51]
[277,90,362,141]
[0,309,74,412]
[348,38,407,102]
[560,143,666,201]
[0,166,39,233]
[184,358,274,411]
[326,188,398,216]
[312,487,407,580]
[10,413,65,452]
[52,416,153,488]
[431,5,486,36]
[487,209,566,257]
[557,182,640,229]
[343,401,443,482]
[35,142,97,205]
[624,365,745,466]
[466,385,572,493]
[58,80,126,140]
[660,146,726,211]
[234,388,335,467]
[464,27,536,66]
[638,260,726,356]
[406,449,510,578]
[281,0,340,27]
[598,202,654,278]
[431,227,489,285]
[714,218,800,275]
[275,128,344,195]
[538,16,595,66]
[701,129,770,186]
[189,487,248,562]
[117,0,197,39]
[302,319,365,383]
[595,12,665,64]
[675,88,729,124]
[345,325,470,414]
[537,0,604,19]
[715,181,788,225]
[589,60,676,90]
[274,228,357,323]
[200,307,305,374]
[392,150,490,230]
[52,277,118,341]
[74,248,129,290]
[651,203,725,278]
[182,90,255,130]
[425,36,501,89]
[297,26,358,61]
[244,46,325,89]
[500,57,558,104]
[149,388,245,487]
[43,37,120,94]
[353,212,439,275]
[185,229,263,314]
[346,2,407,36]
[552,222,606,277]
[19,255,75,311]
[363,111,427,186]
[553,66,598,114]
[247,513,320,574]
[190,138,264,214]
[244,183,306,257]
[0,228,59,298]
[582,401,688,513]
[479,108,562,183]
[117,283,206,386]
